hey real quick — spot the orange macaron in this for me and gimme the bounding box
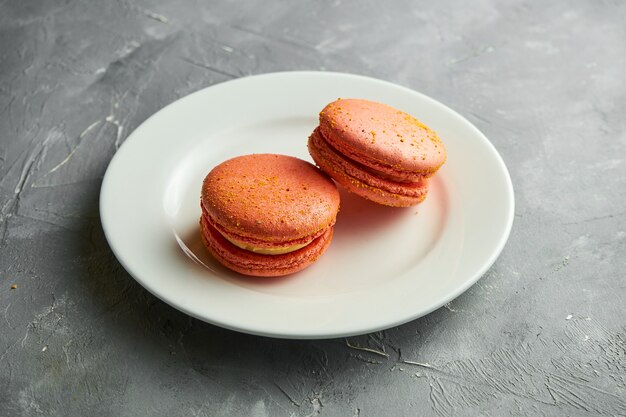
[200,154,340,277]
[308,98,446,207]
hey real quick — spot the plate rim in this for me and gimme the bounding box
[100,71,515,339]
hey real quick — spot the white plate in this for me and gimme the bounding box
[100,72,514,339]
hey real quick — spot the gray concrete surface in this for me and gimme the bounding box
[1,1,625,416]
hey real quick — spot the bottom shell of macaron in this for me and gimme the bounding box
[200,216,333,277]
[308,128,429,207]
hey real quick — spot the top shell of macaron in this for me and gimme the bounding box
[201,154,340,241]
[319,99,446,175]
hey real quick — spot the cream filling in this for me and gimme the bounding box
[222,233,312,255]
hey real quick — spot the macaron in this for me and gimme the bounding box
[308,98,446,207]
[200,154,340,277]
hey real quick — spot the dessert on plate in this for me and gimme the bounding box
[200,154,340,277]
[308,98,446,207]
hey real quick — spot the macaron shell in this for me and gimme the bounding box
[201,204,331,251]
[200,215,333,277]
[202,154,340,243]
[319,99,446,177]
[309,129,429,207]
[309,128,429,198]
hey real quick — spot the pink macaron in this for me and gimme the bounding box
[200,154,340,277]
[308,98,446,207]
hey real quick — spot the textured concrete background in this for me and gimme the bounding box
[1,0,626,416]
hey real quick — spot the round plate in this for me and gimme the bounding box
[100,72,514,339]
